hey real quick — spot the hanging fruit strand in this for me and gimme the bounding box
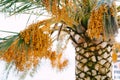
[0,19,53,71]
[87,4,106,39]
[0,19,68,71]
[87,1,118,40]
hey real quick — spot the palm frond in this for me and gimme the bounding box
[0,35,18,54]
[0,38,8,40]
[102,2,118,39]
[0,0,43,15]
[0,30,18,34]
[3,62,14,80]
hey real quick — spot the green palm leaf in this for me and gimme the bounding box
[0,0,43,15]
[0,35,18,54]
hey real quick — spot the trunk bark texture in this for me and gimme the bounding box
[75,40,113,80]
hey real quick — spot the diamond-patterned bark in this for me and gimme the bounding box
[75,41,113,80]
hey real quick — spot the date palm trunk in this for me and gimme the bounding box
[75,40,113,80]
[70,32,113,80]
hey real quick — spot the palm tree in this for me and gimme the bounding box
[0,0,120,80]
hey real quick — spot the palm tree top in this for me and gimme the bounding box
[0,0,119,72]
